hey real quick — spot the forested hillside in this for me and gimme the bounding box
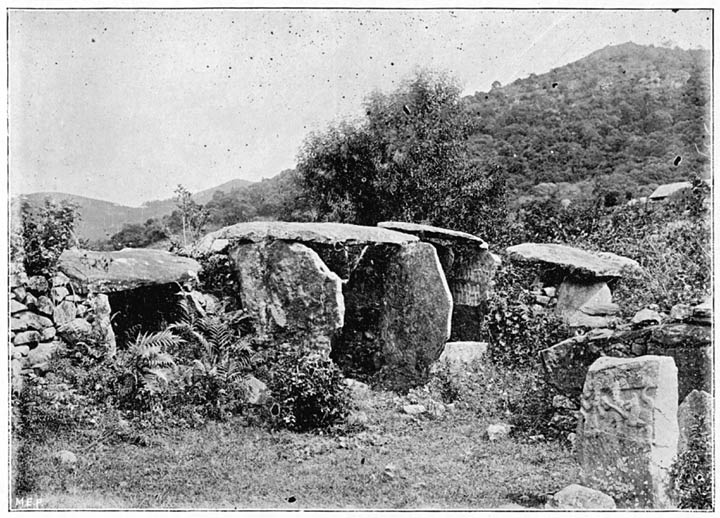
[465,43,710,199]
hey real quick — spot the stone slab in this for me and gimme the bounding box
[58,248,201,293]
[506,243,642,278]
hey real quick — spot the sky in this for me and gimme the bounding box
[8,8,712,207]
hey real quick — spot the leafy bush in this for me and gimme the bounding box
[17,199,79,276]
[668,416,713,509]
[262,343,352,432]
[485,296,570,369]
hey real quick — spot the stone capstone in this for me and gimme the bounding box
[58,248,201,293]
[577,356,678,509]
[506,243,642,278]
[228,240,344,353]
[545,484,616,509]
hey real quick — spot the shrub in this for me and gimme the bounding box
[18,199,79,276]
[668,416,713,509]
[262,343,352,432]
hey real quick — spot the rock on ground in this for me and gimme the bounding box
[432,341,487,373]
[577,355,678,508]
[545,484,616,509]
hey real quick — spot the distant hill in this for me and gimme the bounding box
[465,42,711,198]
[14,179,256,241]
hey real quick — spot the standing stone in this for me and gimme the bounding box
[87,293,116,357]
[577,356,678,508]
[229,240,344,354]
[374,242,452,391]
[677,390,712,455]
[556,280,614,327]
[53,300,77,326]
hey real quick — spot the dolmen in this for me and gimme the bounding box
[506,243,642,328]
[192,221,453,391]
[378,221,500,341]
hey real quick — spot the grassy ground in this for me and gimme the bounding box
[12,387,578,510]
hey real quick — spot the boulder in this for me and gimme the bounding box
[26,275,49,293]
[545,484,616,509]
[669,303,693,322]
[677,390,712,454]
[402,404,426,415]
[58,248,201,293]
[487,423,512,441]
[577,356,678,508]
[228,241,344,353]
[53,300,77,326]
[41,327,57,341]
[432,341,487,373]
[506,243,642,278]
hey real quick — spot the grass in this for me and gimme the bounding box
[11,382,579,510]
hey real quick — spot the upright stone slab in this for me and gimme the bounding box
[577,356,678,508]
[229,240,344,354]
[556,279,615,327]
[677,389,712,455]
[374,242,452,390]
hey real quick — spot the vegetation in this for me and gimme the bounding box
[13,199,79,276]
[668,416,713,509]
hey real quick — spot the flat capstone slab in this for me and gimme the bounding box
[194,221,419,255]
[377,221,488,249]
[506,243,642,278]
[58,248,201,293]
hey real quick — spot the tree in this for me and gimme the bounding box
[174,185,209,247]
[297,70,505,235]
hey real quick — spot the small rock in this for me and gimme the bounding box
[10,300,28,315]
[12,286,27,302]
[41,327,57,341]
[11,317,27,332]
[13,330,41,346]
[57,318,92,343]
[402,404,426,415]
[35,296,54,316]
[545,484,616,509]
[50,286,69,302]
[535,294,551,305]
[12,345,30,359]
[543,286,557,298]
[632,308,662,326]
[53,300,77,326]
[14,311,53,331]
[32,362,51,375]
[10,272,28,288]
[242,375,269,405]
[54,450,78,466]
[486,423,512,441]
[26,340,60,366]
[552,394,577,410]
[27,275,49,293]
[670,303,693,322]
[345,378,370,399]
[52,271,70,287]
[579,301,621,316]
[24,292,38,309]
[347,411,369,426]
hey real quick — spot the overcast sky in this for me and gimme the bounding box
[8,8,712,206]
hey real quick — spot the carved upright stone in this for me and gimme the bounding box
[577,356,678,508]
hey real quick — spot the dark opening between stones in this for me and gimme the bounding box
[107,283,185,346]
